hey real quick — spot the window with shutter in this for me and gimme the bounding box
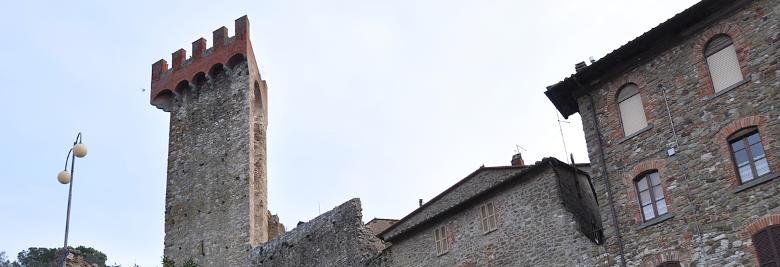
[479,202,497,234]
[705,35,744,92]
[752,225,780,266]
[434,225,449,255]
[617,84,648,136]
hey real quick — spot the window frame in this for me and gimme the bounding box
[433,225,448,255]
[728,128,771,184]
[479,202,498,234]
[703,34,744,93]
[634,171,668,222]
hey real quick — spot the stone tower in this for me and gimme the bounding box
[149,16,270,266]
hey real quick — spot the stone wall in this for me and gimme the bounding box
[575,0,779,265]
[373,166,599,267]
[250,199,385,267]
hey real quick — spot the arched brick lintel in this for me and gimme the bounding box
[713,115,776,188]
[641,249,688,267]
[622,159,673,224]
[741,214,780,239]
[693,22,751,97]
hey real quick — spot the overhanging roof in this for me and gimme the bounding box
[545,0,753,118]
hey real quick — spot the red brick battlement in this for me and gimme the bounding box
[150,15,255,111]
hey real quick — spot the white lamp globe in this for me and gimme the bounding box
[57,171,71,184]
[73,143,88,158]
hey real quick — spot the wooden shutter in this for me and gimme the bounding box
[707,44,743,92]
[753,225,780,266]
[617,84,648,135]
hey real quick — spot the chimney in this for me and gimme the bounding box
[511,153,524,166]
[418,199,423,207]
[574,61,588,72]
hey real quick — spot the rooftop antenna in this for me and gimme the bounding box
[556,110,570,161]
[514,145,527,154]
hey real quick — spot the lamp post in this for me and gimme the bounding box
[57,132,87,267]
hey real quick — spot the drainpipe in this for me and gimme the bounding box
[574,77,627,267]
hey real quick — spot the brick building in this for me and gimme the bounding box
[373,156,602,266]
[546,0,779,265]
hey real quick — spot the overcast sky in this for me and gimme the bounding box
[0,0,700,266]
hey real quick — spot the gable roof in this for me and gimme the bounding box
[380,157,587,241]
[545,0,753,118]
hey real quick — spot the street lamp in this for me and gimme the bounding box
[58,132,87,267]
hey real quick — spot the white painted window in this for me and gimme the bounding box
[479,202,497,233]
[434,225,448,255]
[705,35,743,92]
[617,84,648,136]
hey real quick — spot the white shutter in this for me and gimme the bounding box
[619,94,648,135]
[706,44,743,92]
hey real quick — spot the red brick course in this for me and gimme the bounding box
[150,16,255,110]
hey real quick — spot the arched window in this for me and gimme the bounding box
[635,171,667,221]
[617,83,647,136]
[705,35,743,92]
[752,225,780,265]
[729,128,770,184]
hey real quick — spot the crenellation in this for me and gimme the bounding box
[149,16,256,111]
[212,27,228,48]
[192,38,206,59]
[172,49,186,69]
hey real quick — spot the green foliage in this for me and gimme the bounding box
[16,247,60,267]
[161,257,199,267]
[162,256,176,267]
[73,246,108,267]
[181,258,198,267]
[13,246,109,267]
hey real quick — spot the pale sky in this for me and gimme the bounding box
[0,0,699,266]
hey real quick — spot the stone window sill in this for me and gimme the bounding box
[482,228,497,235]
[618,124,654,144]
[709,76,751,100]
[733,171,780,193]
[637,213,674,230]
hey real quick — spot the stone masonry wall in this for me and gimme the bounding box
[373,167,599,267]
[250,199,385,267]
[164,58,267,266]
[576,0,778,265]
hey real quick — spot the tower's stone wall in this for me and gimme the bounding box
[150,16,271,266]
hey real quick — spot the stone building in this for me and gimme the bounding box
[546,0,779,265]
[149,16,283,266]
[372,156,603,266]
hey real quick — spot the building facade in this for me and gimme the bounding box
[149,16,280,266]
[546,0,779,265]
[374,157,602,267]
